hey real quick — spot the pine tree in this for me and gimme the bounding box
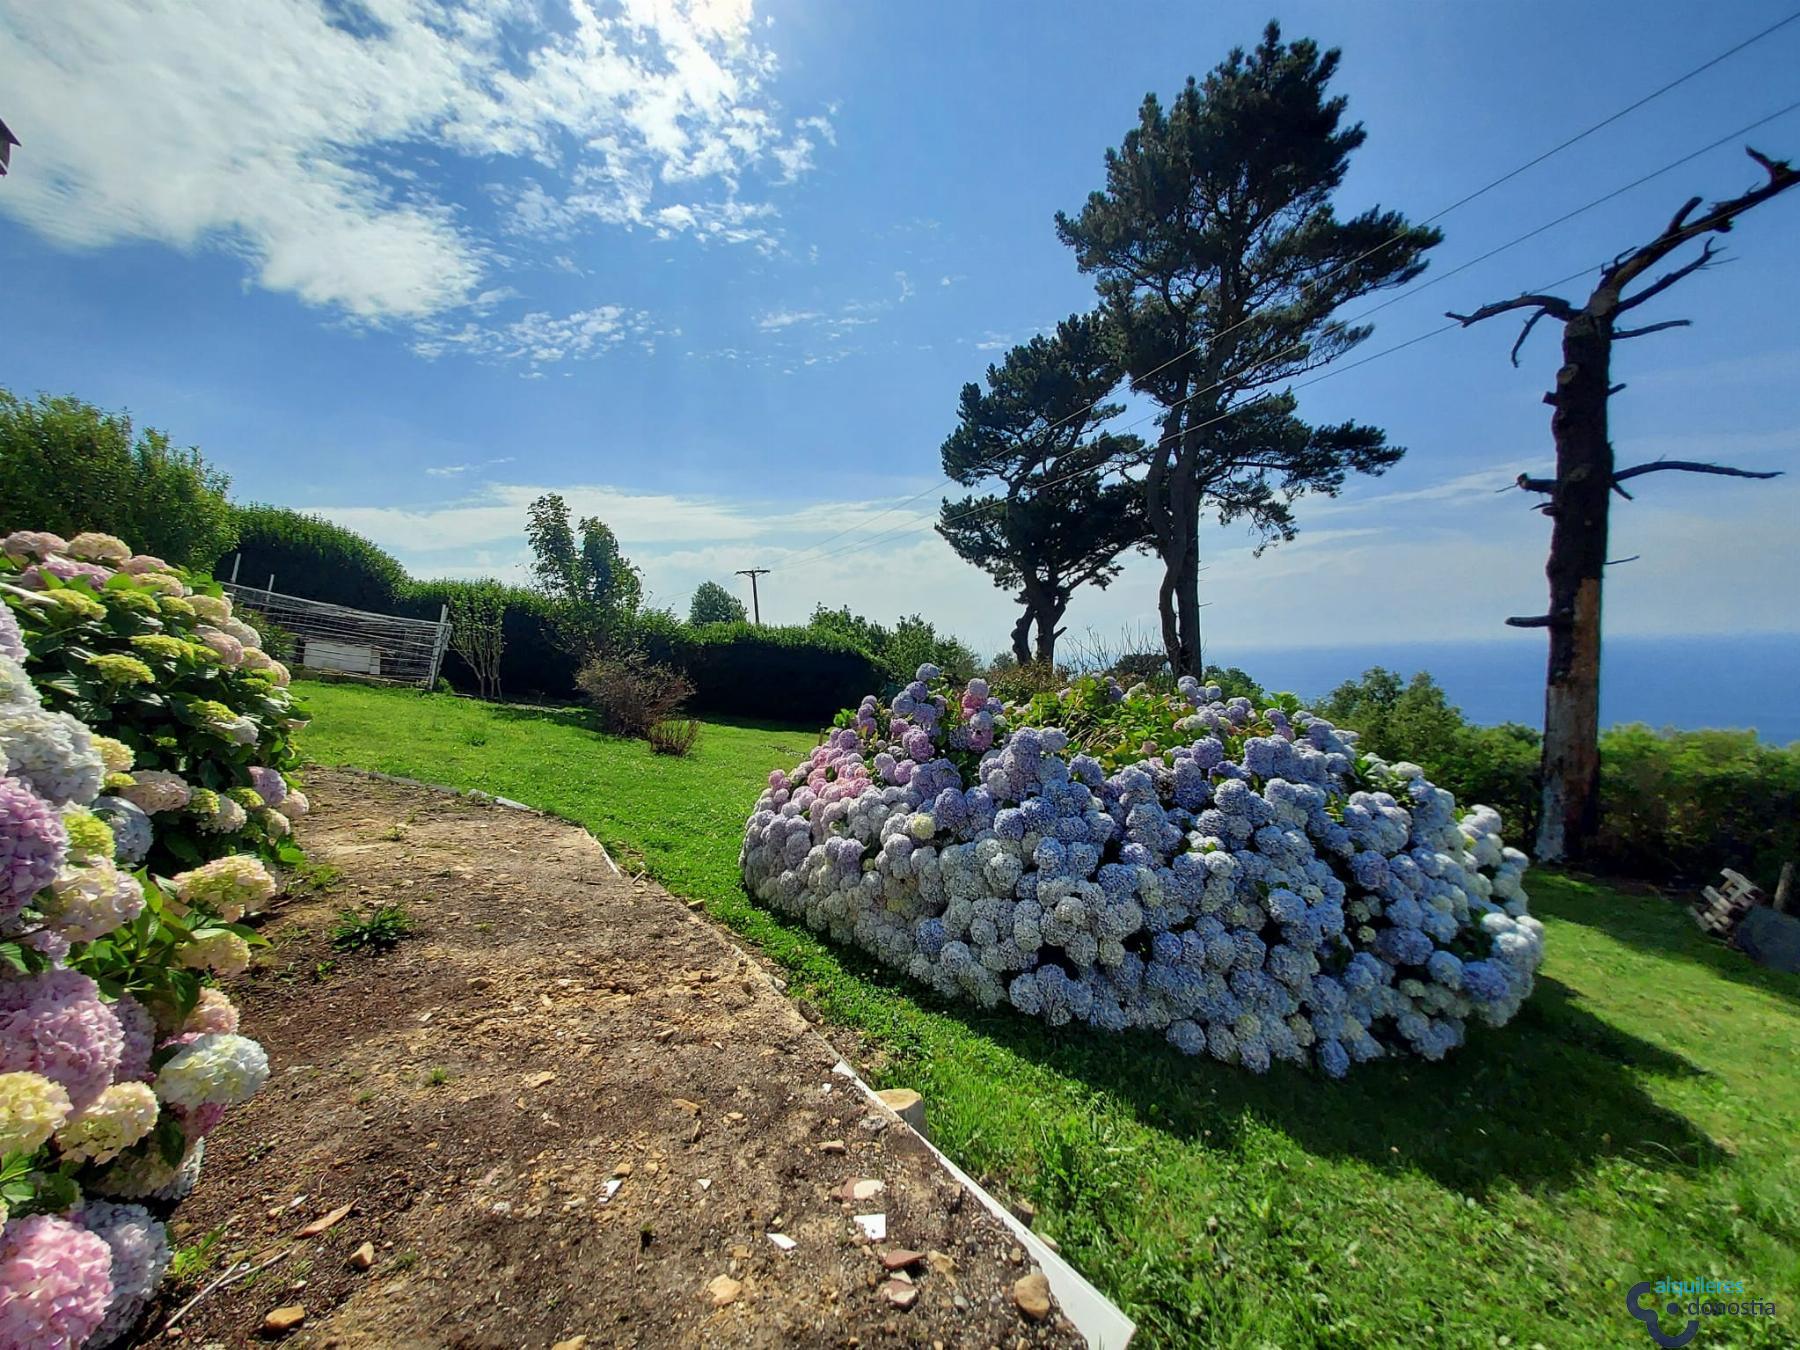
[1056,24,1438,673]
[936,314,1146,666]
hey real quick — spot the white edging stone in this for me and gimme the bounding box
[830,1059,1136,1349]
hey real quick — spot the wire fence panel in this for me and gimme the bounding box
[222,582,451,688]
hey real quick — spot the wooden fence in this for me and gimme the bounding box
[221,579,451,688]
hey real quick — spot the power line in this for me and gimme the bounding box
[788,93,1800,569]
[778,11,1800,570]
[1092,92,1800,446]
[787,248,1633,568]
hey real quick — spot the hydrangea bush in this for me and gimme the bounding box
[743,666,1544,1077]
[0,530,307,877]
[1,530,291,1347]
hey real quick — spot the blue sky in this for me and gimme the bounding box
[2,0,1797,662]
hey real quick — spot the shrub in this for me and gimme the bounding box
[0,390,237,568]
[445,580,508,701]
[219,505,409,612]
[642,621,882,724]
[1,527,287,1343]
[689,580,747,625]
[808,605,979,687]
[647,717,702,757]
[742,667,1543,1077]
[3,533,308,875]
[232,605,297,662]
[328,903,413,953]
[985,659,1067,704]
[576,654,694,737]
[401,580,577,701]
[1595,726,1800,886]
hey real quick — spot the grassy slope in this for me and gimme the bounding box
[295,681,1800,1348]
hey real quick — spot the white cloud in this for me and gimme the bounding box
[0,0,824,323]
[756,308,824,331]
[425,456,515,479]
[413,305,661,365]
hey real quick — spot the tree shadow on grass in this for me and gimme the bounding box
[880,966,1724,1201]
[1535,871,1800,1008]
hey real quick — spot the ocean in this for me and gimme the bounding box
[1209,632,1800,746]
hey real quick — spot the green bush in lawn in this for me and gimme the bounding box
[0,389,238,568]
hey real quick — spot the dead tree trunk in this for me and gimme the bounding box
[1451,147,1797,865]
[1534,312,1615,861]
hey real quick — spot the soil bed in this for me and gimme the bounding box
[148,767,1081,1348]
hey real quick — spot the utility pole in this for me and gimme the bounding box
[734,568,769,625]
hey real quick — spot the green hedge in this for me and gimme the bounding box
[218,504,410,611]
[640,620,881,723]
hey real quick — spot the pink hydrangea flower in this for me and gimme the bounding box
[0,969,125,1111]
[0,1214,114,1350]
[0,530,68,564]
[0,775,67,924]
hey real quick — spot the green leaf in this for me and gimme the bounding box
[153,1112,188,1167]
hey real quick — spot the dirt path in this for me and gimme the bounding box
[152,768,1081,1348]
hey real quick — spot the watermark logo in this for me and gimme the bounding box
[1625,1284,1698,1349]
[1625,1278,1778,1346]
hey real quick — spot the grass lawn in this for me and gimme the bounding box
[295,680,1800,1348]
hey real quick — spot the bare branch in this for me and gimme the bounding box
[1509,307,1555,366]
[1616,240,1720,313]
[1748,146,1789,182]
[1606,555,1641,566]
[1613,459,1784,485]
[1605,147,1800,295]
[1666,194,1703,234]
[1613,319,1693,339]
[1506,614,1566,629]
[1612,482,1635,501]
[1446,294,1578,327]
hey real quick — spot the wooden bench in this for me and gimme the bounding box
[1692,868,1764,937]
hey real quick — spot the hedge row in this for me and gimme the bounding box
[213,506,877,721]
[640,619,881,723]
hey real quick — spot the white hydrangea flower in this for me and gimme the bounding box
[0,706,106,804]
[0,1070,73,1155]
[66,532,131,564]
[56,1081,159,1164]
[117,769,191,815]
[169,855,277,915]
[187,593,231,625]
[153,1033,269,1109]
[41,858,146,941]
[0,654,41,712]
[176,929,252,977]
[77,1198,172,1348]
